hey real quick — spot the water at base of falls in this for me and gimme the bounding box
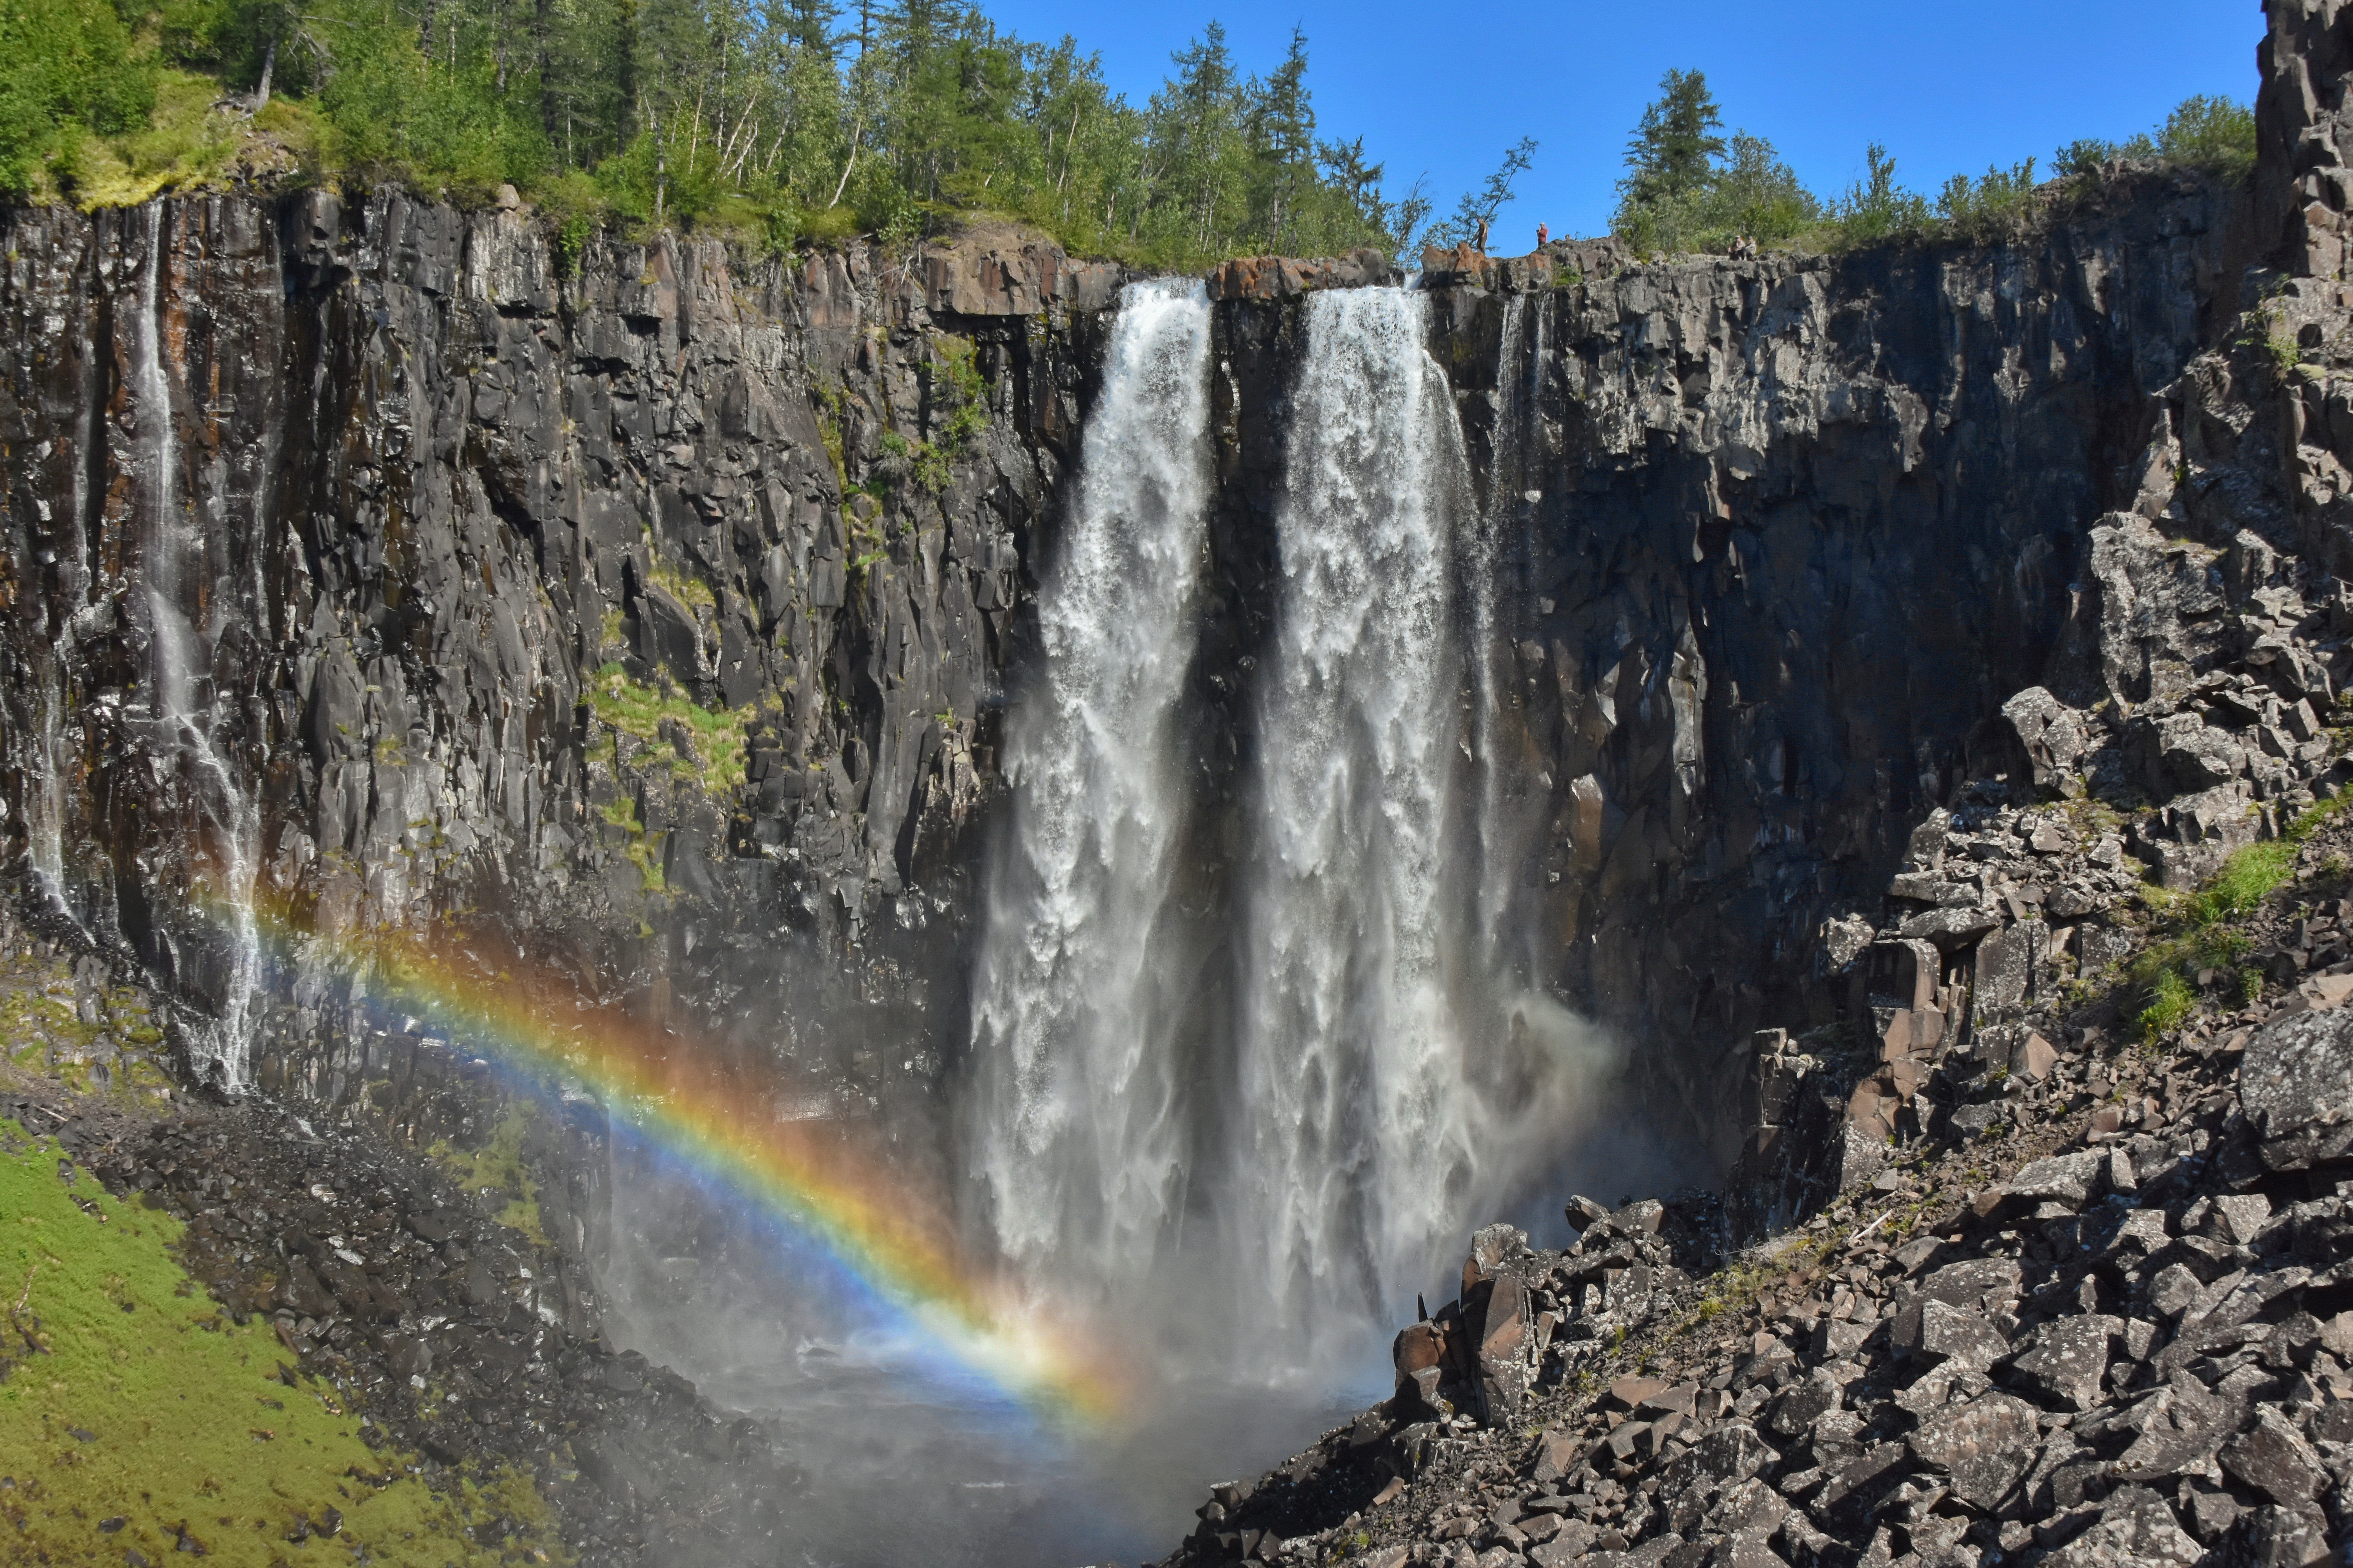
[651,1326,1366,1563]
[134,200,264,1089]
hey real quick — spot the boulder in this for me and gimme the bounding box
[2001,686,2091,793]
[1563,1194,1611,1232]
[1975,921,2049,1021]
[2242,1503,2331,1568]
[2006,1314,2120,1411]
[2145,712,2250,793]
[1652,1422,1776,1509]
[1916,1257,2022,1312]
[1974,1149,2108,1217]
[1906,1391,2039,1508]
[1890,1297,2008,1372]
[2109,1379,2240,1482]
[1529,1427,1581,1484]
[2040,1485,2204,1566]
[2218,1408,2328,1506]
[2238,1008,2353,1169]
[1899,905,2002,949]
[1392,1320,1445,1413]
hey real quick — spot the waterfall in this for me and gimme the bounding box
[134,201,263,1088]
[1228,286,1486,1333]
[967,278,1215,1294]
[970,281,1599,1362]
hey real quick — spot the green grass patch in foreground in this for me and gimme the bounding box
[0,1118,557,1565]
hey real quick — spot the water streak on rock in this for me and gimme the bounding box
[134,201,262,1087]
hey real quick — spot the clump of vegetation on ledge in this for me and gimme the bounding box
[1,0,1440,271]
[1612,70,2256,260]
[585,661,747,793]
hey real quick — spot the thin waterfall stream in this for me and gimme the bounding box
[133,201,264,1088]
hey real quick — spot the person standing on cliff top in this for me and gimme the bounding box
[1474,215,1490,254]
[1537,222,1549,247]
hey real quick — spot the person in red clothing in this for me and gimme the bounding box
[1537,222,1549,247]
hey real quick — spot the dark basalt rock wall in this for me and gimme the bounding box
[0,132,2279,1201]
[0,199,1119,1163]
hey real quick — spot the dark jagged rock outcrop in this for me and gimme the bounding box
[1161,914,2353,1568]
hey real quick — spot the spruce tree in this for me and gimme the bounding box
[1619,68,1724,210]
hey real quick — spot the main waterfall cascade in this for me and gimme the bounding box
[1227,287,1591,1343]
[971,283,1612,1369]
[967,278,1218,1297]
[132,203,264,1088]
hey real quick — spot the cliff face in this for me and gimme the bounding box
[0,197,1119,1157]
[0,97,2288,1196]
[1181,173,2252,1171]
[1445,175,2255,1163]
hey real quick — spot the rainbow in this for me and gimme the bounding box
[228,891,1132,1426]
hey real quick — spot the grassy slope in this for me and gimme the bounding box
[0,1117,552,1566]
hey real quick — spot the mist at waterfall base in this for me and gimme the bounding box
[211,896,1670,1565]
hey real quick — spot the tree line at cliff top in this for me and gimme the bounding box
[1612,67,2258,258]
[0,0,2262,270]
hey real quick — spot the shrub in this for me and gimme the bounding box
[0,0,155,197]
[2055,93,2257,185]
[1824,144,1931,248]
[1937,157,2039,241]
[2137,966,2195,1041]
[2158,95,2257,176]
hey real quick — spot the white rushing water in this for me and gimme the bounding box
[29,655,78,927]
[1227,286,1485,1334]
[967,278,1216,1295]
[134,201,264,1088]
[971,281,1611,1366]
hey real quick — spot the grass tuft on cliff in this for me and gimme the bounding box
[584,662,747,794]
[430,1106,549,1249]
[0,1116,558,1566]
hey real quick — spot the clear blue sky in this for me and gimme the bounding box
[978,0,2268,249]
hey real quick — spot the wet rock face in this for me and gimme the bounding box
[0,193,1113,1117]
